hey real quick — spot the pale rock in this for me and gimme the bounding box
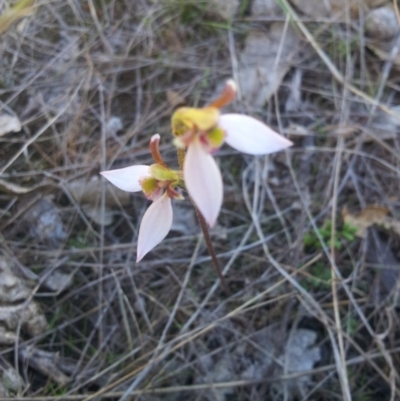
[2,368,23,395]
[285,68,303,112]
[0,326,17,345]
[0,114,21,137]
[82,205,114,226]
[283,329,321,396]
[207,0,239,20]
[42,270,73,293]
[238,23,300,108]
[289,0,331,17]
[0,258,31,303]
[21,302,48,337]
[106,116,123,135]
[171,203,197,234]
[24,197,67,245]
[19,347,70,385]
[367,0,391,7]
[0,303,47,339]
[368,105,400,141]
[66,176,130,226]
[251,0,283,17]
[365,6,399,40]
[67,176,130,207]
[289,0,389,18]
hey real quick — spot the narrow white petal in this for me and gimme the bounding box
[184,139,223,227]
[219,114,293,155]
[137,193,173,262]
[101,165,150,192]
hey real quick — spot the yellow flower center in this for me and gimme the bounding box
[171,107,220,136]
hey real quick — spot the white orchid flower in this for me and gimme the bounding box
[100,135,183,262]
[171,80,293,227]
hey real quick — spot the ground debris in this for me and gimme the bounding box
[237,23,301,109]
[206,0,238,20]
[0,178,39,194]
[66,176,130,226]
[0,0,35,35]
[171,203,197,234]
[289,0,333,17]
[2,367,24,396]
[285,68,303,112]
[0,257,32,303]
[0,114,21,137]
[42,269,74,293]
[365,5,399,40]
[167,90,186,109]
[21,34,84,118]
[342,205,400,238]
[289,0,388,18]
[195,326,320,401]
[0,257,47,342]
[66,176,130,207]
[251,0,283,17]
[366,232,400,302]
[21,197,67,245]
[106,116,123,135]
[280,329,321,397]
[369,105,400,141]
[0,326,17,345]
[19,347,70,386]
[0,302,47,337]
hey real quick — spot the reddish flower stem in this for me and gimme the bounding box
[177,148,229,294]
[193,202,229,294]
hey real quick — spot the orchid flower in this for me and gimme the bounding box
[100,134,183,262]
[171,80,293,228]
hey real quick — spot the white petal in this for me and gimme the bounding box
[137,193,173,262]
[184,139,223,227]
[219,114,293,155]
[100,165,150,192]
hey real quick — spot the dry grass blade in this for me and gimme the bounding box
[0,0,35,34]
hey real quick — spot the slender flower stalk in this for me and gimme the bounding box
[193,202,229,294]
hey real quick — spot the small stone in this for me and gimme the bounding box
[0,258,31,303]
[2,368,23,394]
[238,24,300,108]
[23,198,67,245]
[106,116,123,135]
[43,270,73,293]
[365,6,399,40]
[0,115,21,137]
[289,0,330,17]
[207,0,239,20]
[251,0,283,17]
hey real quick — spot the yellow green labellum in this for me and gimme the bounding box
[171,107,220,136]
[140,177,159,198]
[150,164,180,182]
[207,126,225,149]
